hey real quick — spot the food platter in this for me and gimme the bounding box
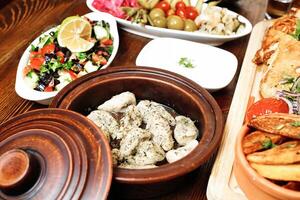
[86,0,252,46]
[15,12,119,105]
[206,20,272,200]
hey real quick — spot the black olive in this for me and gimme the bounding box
[44,53,55,62]
[53,71,59,78]
[34,83,45,91]
[71,63,82,72]
[40,73,53,85]
[54,79,60,85]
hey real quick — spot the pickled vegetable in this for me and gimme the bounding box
[167,15,184,30]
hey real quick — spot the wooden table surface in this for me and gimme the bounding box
[0,0,268,199]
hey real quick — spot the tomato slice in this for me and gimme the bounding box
[44,86,53,92]
[101,38,113,46]
[40,43,55,55]
[30,51,41,59]
[246,98,290,121]
[30,57,45,70]
[68,70,77,80]
[56,51,65,63]
[23,65,32,76]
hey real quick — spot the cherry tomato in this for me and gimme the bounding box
[185,6,198,20]
[246,98,289,121]
[30,57,45,70]
[155,1,170,14]
[56,51,65,63]
[175,1,186,10]
[166,9,175,16]
[175,8,186,19]
[40,43,55,56]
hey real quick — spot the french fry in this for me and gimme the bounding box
[248,113,300,139]
[242,130,284,154]
[250,162,300,182]
[247,141,300,164]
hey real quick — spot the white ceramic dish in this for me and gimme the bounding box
[15,12,119,105]
[86,0,252,46]
[136,37,238,91]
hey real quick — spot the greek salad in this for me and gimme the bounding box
[23,17,114,92]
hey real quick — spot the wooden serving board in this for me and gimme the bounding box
[206,20,272,200]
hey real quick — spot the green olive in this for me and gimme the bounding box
[152,16,167,28]
[149,8,165,20]
[184,19,197,32]
[167,15,184,30]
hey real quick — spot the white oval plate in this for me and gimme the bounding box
[136,37,238,91]
[87,0,252,46]
[15,12,119,105]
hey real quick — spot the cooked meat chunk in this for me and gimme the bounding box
[137,100,175,126]
[130,141,165,166]
[166,140,198,163]
[146,116,174,151]
[87,110,119,141]
[174,116,199,146]
[119,128,151,157]
[112,148,121,166]
[98,91,136,113]
[120,105,142,130]
[119,163,157,169]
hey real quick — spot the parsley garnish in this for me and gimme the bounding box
[179,57,195,68]
[262,138,275,149]
[77,52,87,60]
[292,19,300,40]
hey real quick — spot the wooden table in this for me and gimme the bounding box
[0,0,268,199]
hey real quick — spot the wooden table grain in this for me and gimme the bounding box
[0,0,268,199]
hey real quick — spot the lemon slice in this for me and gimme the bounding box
[57,16,94,52]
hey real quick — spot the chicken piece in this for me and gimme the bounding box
[166,140,198,163]
[118,163,157,169]
[146,116,174,151]
[174,116,199,146]
[87,110,119,141]
[112,148,121,166]
[242,130,284,154]
[98,91,136,113]
[130,141,165,166]
[247,140,300,165]
[248,113,300,139]
[120,105,142,130]
[119,128,151,157]
[136,100,175,126]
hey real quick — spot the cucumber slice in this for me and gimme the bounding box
[25,71,39,88]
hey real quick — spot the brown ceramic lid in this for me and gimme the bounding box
[0,109,112,200]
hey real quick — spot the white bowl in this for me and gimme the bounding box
[136,37,238,91]
[86,0,252,46]
[15,12,119,105]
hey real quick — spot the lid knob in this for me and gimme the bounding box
[0,149,30,189]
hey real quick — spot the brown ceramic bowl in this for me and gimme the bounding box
[50,66,223,197]
[234,125,300,200]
